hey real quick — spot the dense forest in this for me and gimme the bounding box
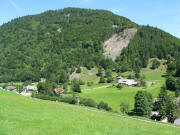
[0,7,180,85]
[0,7,136,83]
[115,26,180,71]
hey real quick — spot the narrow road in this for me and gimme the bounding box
[82,85,111,92]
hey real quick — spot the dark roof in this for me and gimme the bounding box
[5,86,16,90]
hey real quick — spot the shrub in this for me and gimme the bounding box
[34,94,59,101]
[76,67,81,73]
[120,102,130,114]
[71,79,81,93]
[116,84,123,90]
[98,101,112,111]
[79,79,85,85]
[80,98,97,108]
[151,59,160,69]
[60,96,77,104]
[87,82,93,86]
[99,75,106,83]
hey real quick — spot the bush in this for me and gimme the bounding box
[79,79,85,85]
[120,102,130,114]
[99,75,106,83]
[71,79,81,93]
[116,84,123,90]
[107,77,113,83]
[76,67,81,73]
[98,101,112,111]
[127,74,134,79]
[80,98,97,108]
[87,82,93,86]
[60,96,77,104]
[166,76,176,91]
[151,59,160,69]
[33,94,60,101]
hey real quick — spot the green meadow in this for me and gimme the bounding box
[0,89,179,135]
[80,83,162,112]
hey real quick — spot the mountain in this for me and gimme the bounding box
[0,7,180,83]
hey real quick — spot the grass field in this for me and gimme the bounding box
[80,82,163,112]
[0,89,179,135]
[79,62,168,112]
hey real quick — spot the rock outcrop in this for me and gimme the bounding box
[103,28,137,60]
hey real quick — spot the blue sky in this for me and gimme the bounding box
[0,0,180,38]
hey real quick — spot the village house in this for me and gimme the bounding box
[5,86,17,92]
[54,88,64,95]
[20,85,37,96]
[116,76,137,86]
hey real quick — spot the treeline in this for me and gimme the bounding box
[0,7,137,83]
[32,93,112,112]
[165,59,180,97]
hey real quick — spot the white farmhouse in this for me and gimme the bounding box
[116,76,137,86]
[20,85,37,96]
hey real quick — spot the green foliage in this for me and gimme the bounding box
[99,75,106,83]
[120,102,130,114]
[96,67,103,76]
[78,79,85,85]
[71,79,81,93]
[134,68,141,79]
[37,81,57,96]
[166,76,176,91]
[76,67,81,73]
[97,101,112,111]
[116,84,123,90]
[155,87,178,123]
[139,75,147,87]
[33,93,60,101]
[134,91,153,117]
[87,81,93,86]
[60,96,77,104]
[151,59,160,69]
[116,26,180,70]
[80,98,97,107]
[0,7,136,83]
[105,69,113,83]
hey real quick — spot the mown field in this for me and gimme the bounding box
[79,64,167,112]
[80,82,163,112]
[0,89,179,135]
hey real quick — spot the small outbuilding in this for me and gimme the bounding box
[5,86,17,92]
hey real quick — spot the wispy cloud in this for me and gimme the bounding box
[10,1,20,11]
[110,8,127,14]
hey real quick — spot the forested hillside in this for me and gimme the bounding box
[0,7,136,82]
[0,7,180,83]
[115,26,180,72]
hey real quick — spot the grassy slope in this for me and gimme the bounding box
[0,89,179,135]
[80,83,162,112]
